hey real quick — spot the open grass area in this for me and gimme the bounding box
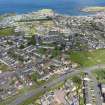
[0,27,15,36]
[69,49,105,67]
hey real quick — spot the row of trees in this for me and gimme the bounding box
[71,75,83,105]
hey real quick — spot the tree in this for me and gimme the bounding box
[6,40,13,45]
[72,75,82,104]
[72,75,82,91]
[27,36,36,45]
[31,72,40,83]
[19,44,25,49]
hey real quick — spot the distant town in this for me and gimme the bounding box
[0,9,105,105]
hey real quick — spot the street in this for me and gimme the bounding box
[8,64,105,105]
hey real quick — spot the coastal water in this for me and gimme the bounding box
[0,0,105,15]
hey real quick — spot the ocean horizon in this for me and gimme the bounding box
[0,0,105,15]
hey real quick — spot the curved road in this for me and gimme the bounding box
[8,64,105,105]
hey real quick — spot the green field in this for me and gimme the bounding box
[0,27,15,36]
[69,49,105,67]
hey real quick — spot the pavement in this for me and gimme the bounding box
[82,64,105,105]
[8,70,79,105]
[7,64,105,105]
[88,72,102,105]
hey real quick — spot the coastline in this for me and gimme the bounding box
[0,8,97,19]
[81,6,105,14]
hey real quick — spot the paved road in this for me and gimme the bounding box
[8,70,79,105]
[82,64,105,73]
[8,64,105,105]
[88,72,102,105]
[82,64,105,105]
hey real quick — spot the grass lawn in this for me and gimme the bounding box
[0,27,15,36]
[68,49,105,67]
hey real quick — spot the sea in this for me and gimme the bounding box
[0,0,105,15]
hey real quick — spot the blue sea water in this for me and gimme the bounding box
[0,0,105,15]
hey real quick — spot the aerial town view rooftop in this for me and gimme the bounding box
[1,0,105,105]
